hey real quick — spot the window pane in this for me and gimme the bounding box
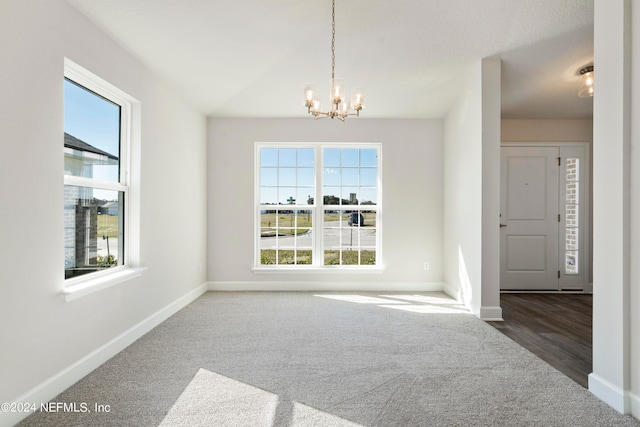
[324,167,340,186]
[566,228,578,251]
[324,148,341,166]
[279,189,297,205]
[324,250,340,265]
[64,186,123,279]
[566,182,579,204]
[297,167,314,187]
[296,189,314,206]
[260,187,278,205]
[260,147,316,206]
[260,148,278,166]
[360,168,377,186]
[324,210,341,225]
[64,79,121,183]
[260,250,276,265]
[323,188,341,205]
[342,149,359,166]
[363,211,377,228]
[360,188,377,205]
[342,188,359,205]
[342,168,359,186]
[342,249,359,265]
[361,249,377,265]
[296,250,312,264]
[322,209,376,266]
[297,148,315,167]
[259,211,277,235]
[294,209,313,233]
[259,209,313,265]
[279,148,296,166]
[260,168,277,186]
[566,158,579,181]
[566,205,578,227]
[360,149,378,167]
[566,251,578,274]
[278,168,296,186]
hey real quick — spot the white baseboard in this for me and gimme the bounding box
[479,306,503,321]
[632,391,640,419]
[441,283,459,301]
[2,283,208,427]
[208,281,446,292]
[588,372,632,415]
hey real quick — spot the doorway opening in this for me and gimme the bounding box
[500,142,591,291]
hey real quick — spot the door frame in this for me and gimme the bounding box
[501,142,591,292]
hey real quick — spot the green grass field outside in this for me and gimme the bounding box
[97,213,119,238]
[260,249,376,265]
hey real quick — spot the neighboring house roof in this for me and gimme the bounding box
[64,132,118,160]
[102,201,118,209]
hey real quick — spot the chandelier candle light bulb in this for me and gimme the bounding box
[352,90,364,110]
[304,85,316,108]
[332,79,345,104]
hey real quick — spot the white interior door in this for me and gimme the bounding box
[501,146,559,290]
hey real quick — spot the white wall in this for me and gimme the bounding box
[502,119,593,143]
[0,0,208,420]
[589,0,638,417]
[480,58,502,320]
[443,59,501,320]
[444,63,482,315]
[207,118,443,289]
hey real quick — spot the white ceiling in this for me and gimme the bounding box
[64,0,594,119]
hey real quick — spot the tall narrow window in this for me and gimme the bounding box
[564,158,580,274]
[64,69,130,280]
[256,144,381,268]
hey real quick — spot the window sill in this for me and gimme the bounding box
[61,266,147,302]
[252,266,385,274]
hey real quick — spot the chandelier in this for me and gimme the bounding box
[578,65,594,98]
[303,0,364,121]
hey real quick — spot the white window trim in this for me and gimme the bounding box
[62,58,143,301]
[62,266,147,302]
[254,142,383,271]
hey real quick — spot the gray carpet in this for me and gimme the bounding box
[18,292,640,426]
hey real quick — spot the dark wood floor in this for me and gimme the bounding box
[487,293,592,388]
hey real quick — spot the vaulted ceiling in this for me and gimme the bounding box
[65,0,594,119]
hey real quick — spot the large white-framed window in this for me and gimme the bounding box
[63,59,139,292]
[255,143,381,269]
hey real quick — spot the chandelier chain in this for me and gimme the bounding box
[331,0,335,84]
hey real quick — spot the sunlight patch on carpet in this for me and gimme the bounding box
[379,304,468,314]
[315,293,469,314]
[160,368,364,426]
[314,295,409,305]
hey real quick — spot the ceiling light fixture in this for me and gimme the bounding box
[578,65,594,98]
[303,0,364,121]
